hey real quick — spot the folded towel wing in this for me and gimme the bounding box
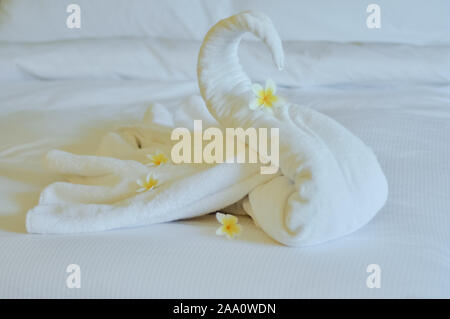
[26,97,272,234]
[197,11,388,246]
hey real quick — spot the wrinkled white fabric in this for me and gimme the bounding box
[1,79,448,297]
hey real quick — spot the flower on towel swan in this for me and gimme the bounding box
[146,151,168,166]
[216,213,242,239]
[249,79,286,114]
[136,173,159,192]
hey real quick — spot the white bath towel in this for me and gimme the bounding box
[26,96,273,234]
[197,11,388,246]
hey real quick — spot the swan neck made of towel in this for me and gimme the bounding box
[197,11,284,120]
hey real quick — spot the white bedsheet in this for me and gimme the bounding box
[0,79,449,298]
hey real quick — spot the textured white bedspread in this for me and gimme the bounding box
[0,80,449,298]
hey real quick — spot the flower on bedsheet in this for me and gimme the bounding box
[249,79,286,114]
[136,173,159,192]
[146,151,168,166]
[216,213,242,239]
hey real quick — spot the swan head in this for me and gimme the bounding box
[197,11,284,124]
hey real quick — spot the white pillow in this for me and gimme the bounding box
[0,0,449,44]
[0,38,200,82]
[234,0,450,44]
[0,0,226,42]
[244,41,450,87]
[2,38,450,87]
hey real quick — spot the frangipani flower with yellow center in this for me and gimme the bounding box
[249,79,286,114]
[216,213,242,239]
[146,151,168,166]
[136,173,159,193]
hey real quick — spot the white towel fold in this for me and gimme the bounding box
[26,96,273,234]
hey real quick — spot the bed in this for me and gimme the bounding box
[0,0,449,298]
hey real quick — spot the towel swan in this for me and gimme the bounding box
[26,11,388,247]
[197,11,388,246]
